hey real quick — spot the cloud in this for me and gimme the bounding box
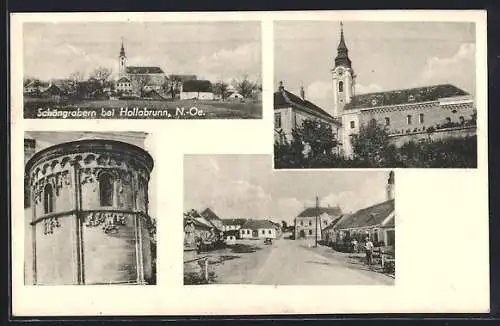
[321,177,387,214]
[196,43,261,81]
[209,180,272,218]
[418,43,475,93]
[306,81,331,99]
[355,83,382,94]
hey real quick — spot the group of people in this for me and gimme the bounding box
[350,237,374,265]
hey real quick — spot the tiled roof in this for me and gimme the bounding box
[200,208,221,221]
[182,80,213,93]
[222,218,247,226]
[274,89,336,121]
[334,199,395,230]
[117,76,131,82]
[241,219,275,230]
[169,74,197,82]
[126,66,164,74]
[297,206,343,218]
[322,215,344,231]
[344,84,469,110]
[184,216,212,229]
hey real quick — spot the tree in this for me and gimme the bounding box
[69,71,85,83]
[232,75,259,98]
[351,120,396,167]
[299,120,338,161]
[90,66,112,85]
[213,80,230,101]
[133,75,151,97]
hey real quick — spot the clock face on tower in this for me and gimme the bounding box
[336,67,344,77]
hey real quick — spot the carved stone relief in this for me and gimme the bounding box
[43,216,61,235]
[84,211,129,234]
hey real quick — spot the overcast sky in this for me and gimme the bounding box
[274,21,476,110]
[184,154,390,224]
[23,21,261,83]
[25,131,157,218]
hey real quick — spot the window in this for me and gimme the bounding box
[459,116,465,124]
[323,220,328,225]
[300,221,304,226]
[99,172,114,207]
[407,115,412,125]
[261,230,265,235]
[419,113,424,124]
[309,230,313,235]
[309,221,312,226]
[385,117,390,126]
[268,230,272,234]
[274,112,282,128]
[386,230,395,246]
[338,81,344,92]
[446,117,451,123]
[350,121,355,129]
[43,184,54,214]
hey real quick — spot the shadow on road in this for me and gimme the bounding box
[209,255,240,265]
[230,244,263,254]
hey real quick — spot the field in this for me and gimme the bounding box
[24,97,262,119]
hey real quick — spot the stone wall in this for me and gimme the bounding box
[388,126,476,147]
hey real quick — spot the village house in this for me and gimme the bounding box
[180,80,214,100]
[333,171,395,248]
[200,208,224,239]
[274,81,341,145]
[294,206,343,240]
[184,215,215,250]
[221,218,247,240]
[240,219,278,239]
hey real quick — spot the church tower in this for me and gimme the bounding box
[386,171,395,201]
[331,22,355,118]
[119,38,127,76]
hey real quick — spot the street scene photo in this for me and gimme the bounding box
[274,21,477,168]
[23,21,262,119]
[183,154,395,285]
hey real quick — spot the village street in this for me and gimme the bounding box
[209,238,394,285]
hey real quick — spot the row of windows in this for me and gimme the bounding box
[241,229,273,235]
[298,220,329,226]
[42,172,115,214]
[350,114,465,129]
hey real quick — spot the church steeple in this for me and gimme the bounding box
[118,38,127,76]
[335,22,352,69]
[120,38,126,57]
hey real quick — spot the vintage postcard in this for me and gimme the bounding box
[184,154,395,286]
[20,21,262,119]
[11,10,489,317]
[274,20,478,168]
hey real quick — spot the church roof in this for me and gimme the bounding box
[182,80,213,93]
[334,199,395,230]
[297,206,343,218]
[170,74,197,82]
[335,22,352,69]
[126,66,164,74]
[274,87,338,123]
[344,84,470,110]
[200,208,221,221]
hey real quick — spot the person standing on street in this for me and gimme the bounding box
[365,237,374,266]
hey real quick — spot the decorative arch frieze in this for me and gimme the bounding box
[32,170,71,204]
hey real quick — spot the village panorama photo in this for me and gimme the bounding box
[274,21,477,168]
[22,21,262,119]
[183,154,395,286]
[24,131,157,285]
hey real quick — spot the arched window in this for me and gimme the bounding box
[459,116,465,124]
[99,172,114,207]
[338,81,344,92]
[43,184,54,214]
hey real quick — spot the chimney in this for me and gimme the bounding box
[300,85,305,100]
[278,81,284,92]
[386,170,395,200]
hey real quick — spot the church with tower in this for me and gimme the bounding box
[274,22,476,158]
[115,39,167,96]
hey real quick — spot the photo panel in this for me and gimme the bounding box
[273,20,478,169]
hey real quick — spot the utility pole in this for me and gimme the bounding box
[315,196,319,247]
